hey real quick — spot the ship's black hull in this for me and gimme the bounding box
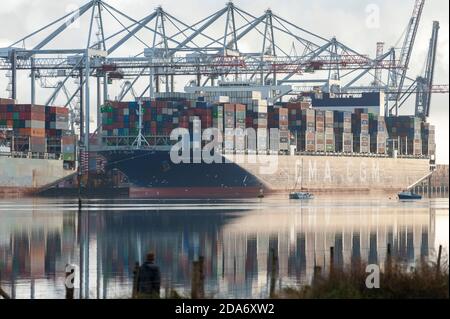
[100,150,265,198]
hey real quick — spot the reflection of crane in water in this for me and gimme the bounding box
[0,201,442,298]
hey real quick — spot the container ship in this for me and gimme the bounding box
[0,89,435,198]
[0,99,76,196]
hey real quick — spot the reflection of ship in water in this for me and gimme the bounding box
[0,200,440,298]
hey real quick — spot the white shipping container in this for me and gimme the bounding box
[257,129,268,151]
[30,120,45,129]
[56,122,69,130]
[253,106,267,113]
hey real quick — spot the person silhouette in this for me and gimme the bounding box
[138,252,161,298]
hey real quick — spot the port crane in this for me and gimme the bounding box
[415,21,440,120]
[388,0,425,116]
[385,20,442,119]
[0,0,447,150]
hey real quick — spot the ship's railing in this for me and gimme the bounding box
[0,150,64,160]
[99,135,172,148]
[95,135,431,160]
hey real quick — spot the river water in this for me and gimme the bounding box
[0,196,448,299]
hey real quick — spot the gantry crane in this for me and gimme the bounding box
[0,0,447,152]
[389,0,425,115]
[415,21,440,120]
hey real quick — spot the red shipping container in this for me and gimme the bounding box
[31,112,45,121]
[55,106,68,115]
[224,104,235,112]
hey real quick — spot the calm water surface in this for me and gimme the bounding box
[0,196,448,299]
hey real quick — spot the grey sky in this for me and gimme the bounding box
[0,0,448,163]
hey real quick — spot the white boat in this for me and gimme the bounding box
[289,158,314,200]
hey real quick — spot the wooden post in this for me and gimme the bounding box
[428,176,432,197]
[191,260,199,299]
[269,248,278,298]
[132,262,140,298]
[312,266,322,287]
[198,256,204,299]
[0,271,11,299]
[65,265,75,299]
[329,246,335,276]
[191,256,204,299]
[437,245,442,274]
[386,243,392,273]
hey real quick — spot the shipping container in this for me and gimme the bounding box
[299,131,315,152]
[342,133,353,153]
[353,133,370,153]
[325,132,335,152]
[302,109,315,133]
[370,133,387,154]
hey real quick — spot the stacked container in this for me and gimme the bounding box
[408,117,422,156]
[325,111,335,152]
[299,109,315,152]
[315,110,325,152]
[224,104,235,152]
[152,100,186,136]
[285,100,311,129]
[45,106,69,153]
[62,135,77,161]
[212,104,224,141]
[252,99,268,153]
[46,106,69,131]
[369,114,387,154]
[190,116,202,152]
[385,116,422,155]
[204,90,261,106]
[235,104,246,152]
[268,107,289,153]
[102,99,193,137]
[284,101,308,153]
[352,109,370,153]
[251,99,268,129]
[101,101,139,137]
[0,104,49,152]
[334,111,352,153]
[421,122,435,157]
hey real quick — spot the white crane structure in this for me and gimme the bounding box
[0,0,447,151]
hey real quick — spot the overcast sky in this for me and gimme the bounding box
[0,0,448,163]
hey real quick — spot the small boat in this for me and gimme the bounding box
[289,192,314,200]
[289,159,314,200]
[398,190,422,200]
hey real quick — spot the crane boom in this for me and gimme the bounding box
[390,0,425,114]
[415,21,440,119]
[424,21,439,117]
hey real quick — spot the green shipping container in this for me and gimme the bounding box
[63,154,75,161]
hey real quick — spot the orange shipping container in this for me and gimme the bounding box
[31,112,45,121]
[0,98,16,104]
[55,106,69,115]
[31,128,45,137]
[32,105,46,113]
[19,128,31,136]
